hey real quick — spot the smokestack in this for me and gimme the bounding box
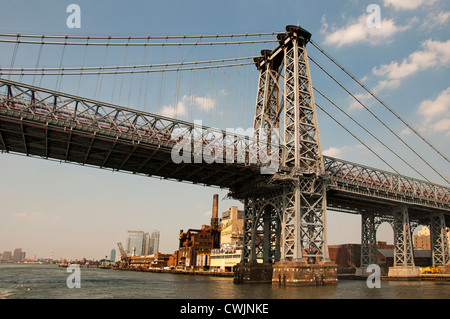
[211,194,219,228]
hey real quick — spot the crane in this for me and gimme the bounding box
[117,242,130,267]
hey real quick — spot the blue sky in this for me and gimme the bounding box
[0,0,449,260]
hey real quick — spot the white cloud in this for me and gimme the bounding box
[321,13,412,47]
[349,92,373,111]
[421,11,450,31]
[371,39,450,90]
[417,87,450,136]
[323,146,349,158]
[160,94,216,118]
[383,0,438,11]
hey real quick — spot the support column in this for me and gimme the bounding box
[356,212,378,276]
[430,213,450,268]
[234,191,283,284]
[388,206,420,278]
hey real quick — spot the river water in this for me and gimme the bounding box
[0,263,449,300]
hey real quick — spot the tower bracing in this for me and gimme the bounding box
[233,25,337,286]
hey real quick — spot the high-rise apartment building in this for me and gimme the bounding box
[126,229,160,256]
[110,249,116,262]
[1,251,12,262]
[12,248,23,262]
[149,230,160,255]
[126,230,146,256]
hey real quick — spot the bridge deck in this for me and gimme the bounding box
[0,78,448,222]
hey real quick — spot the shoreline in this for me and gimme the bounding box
[112,266,235,277]
[107,267,450,282]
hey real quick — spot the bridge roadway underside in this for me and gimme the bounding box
[0,115,264,189]
[0,114,449,225]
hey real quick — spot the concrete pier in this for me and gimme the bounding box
[388,266,421,278]
[233,263,274,284]
[272,261,338,286]
[234,261,338,286]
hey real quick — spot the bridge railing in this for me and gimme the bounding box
[324,156,450,208]
[0,78,281,172]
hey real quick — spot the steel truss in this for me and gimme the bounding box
[361,212,379,267]
[392,206,415,267]
[0,78,273,171]
[242,188,283,264]
[361,207,417,268]
[325,156,449,210]
[241,26,328,264]
[430,213,450,267]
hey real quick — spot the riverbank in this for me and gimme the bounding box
[112,266,234,277]
[338,273,450,282]
[109,267,450,282]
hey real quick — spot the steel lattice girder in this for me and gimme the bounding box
[361,212,378,267]
[1,79,448,212]
[392,206,415,267]
[241,189,283,263]
[324,156,450,211]
[430,213,450,266]
[0,79,278,167]
[249,26,328,263]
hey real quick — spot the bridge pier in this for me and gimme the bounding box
[430,212,450,268]
[388,206,421,278]
[356,212,379,277]
[272,260,338,286]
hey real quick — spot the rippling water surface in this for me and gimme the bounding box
[0,263,449,299]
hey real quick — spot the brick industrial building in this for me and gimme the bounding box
[173,194,221,269]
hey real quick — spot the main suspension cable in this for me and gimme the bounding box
[314,86,432,183]
[316,102,402,176]
[0,31,282,40]
[0,62,255,76]
[0,56,257,72]
[0,38,278,47]
[310,40,450,165]
[309,56,449,185]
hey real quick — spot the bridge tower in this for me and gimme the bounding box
[233,26,337,285]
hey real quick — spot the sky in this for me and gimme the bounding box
[0,0,449,260]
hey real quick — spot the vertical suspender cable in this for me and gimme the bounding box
[8,33,20,80]
[97,35,111,100]
[77,36,89,96]
[56,35,67,91]
[118,36,130,106]
[32,37,44,86]
[138,35,150,110]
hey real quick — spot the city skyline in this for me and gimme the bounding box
[0,0,449,260]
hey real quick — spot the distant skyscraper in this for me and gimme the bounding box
[1,251,12,262]
[12,248,23,262]
[110,249,116,262]
[144,232,151,255]
[149,230,160,255]
[126,230,146,256]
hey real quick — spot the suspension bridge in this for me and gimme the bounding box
[0,25,448,285]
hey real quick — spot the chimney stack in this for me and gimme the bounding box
[211,194,219,229]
